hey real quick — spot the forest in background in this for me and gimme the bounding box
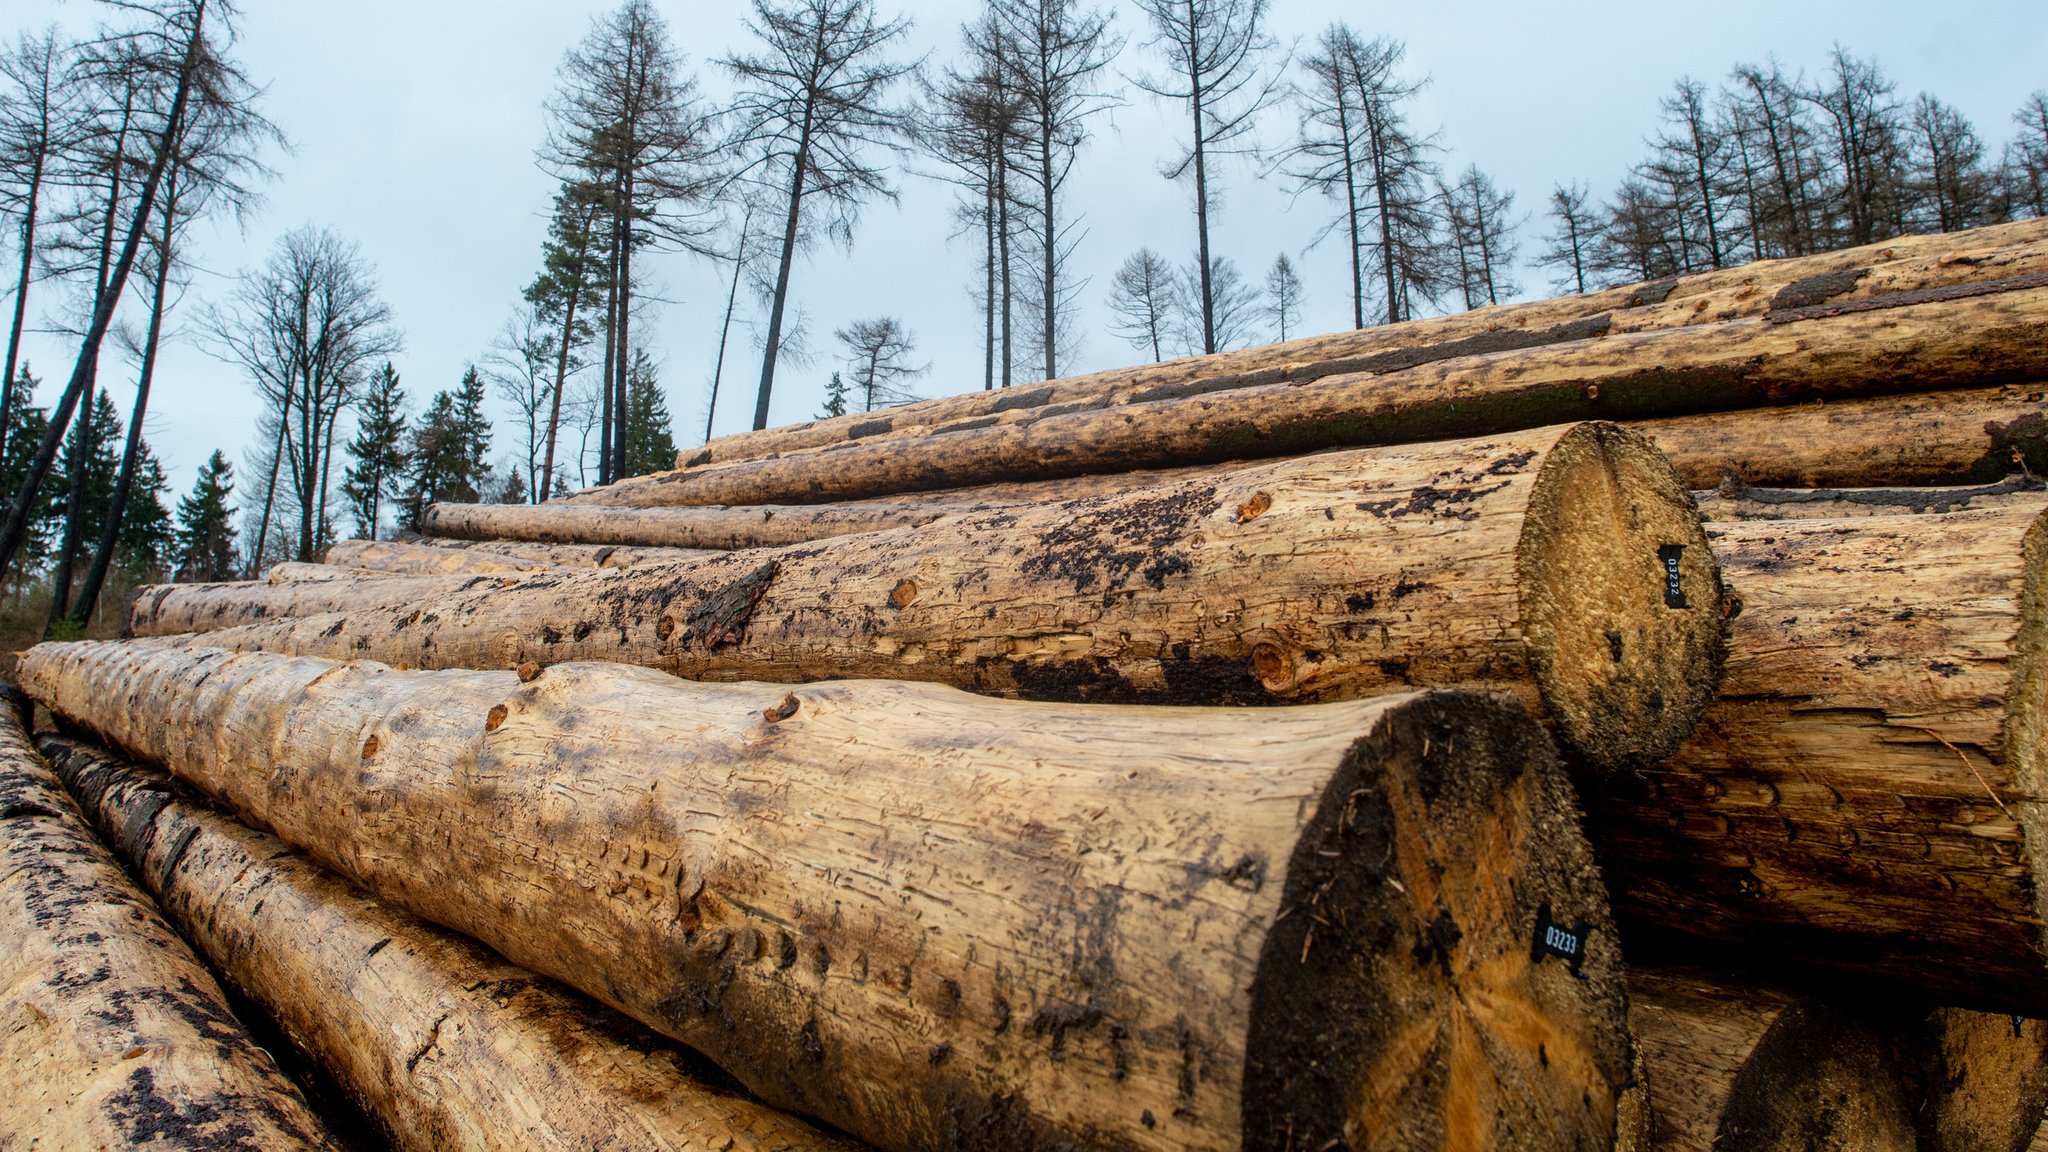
[0,0,2044,642]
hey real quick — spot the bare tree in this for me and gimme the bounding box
[723,0,915,430]
[524,180,604,500]
[1641,78,1732,272]
[484,304,556,502]
[834,317,926,411]
[1727,60,1827,258]
[1904,92,1998,233]
[545,0,717,481]
[2009,92,2048,219]
[1130,0,1279,354]
[1280,27,1442,327]
[981,0,1120,380]
[1184,253,1260,351]
[207,226,399,565]
[70,52,276,625]
[0,29,73,460]
[0,0,232,588]
[1805,46,1907,247]
[1441,165,1521,309]
[1536,181,1594,293]
[1595,176,1683,284]
[701,198,763,441]
[921,25,1026,391]
[1105,247,1180,361]
[1263,252,1302,341]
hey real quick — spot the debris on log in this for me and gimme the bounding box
[42,734,866,1152]
[130,423,1725,771]
[1586,506,2048,1011]
[0,684,334,1151]
[18,643,1641,1152]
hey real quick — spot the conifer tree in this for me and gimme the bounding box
[0,366,59,585]
[818,371,850,419]
[397,370,493,531]
[342,362,407,540]
[1264,253,1303,342]
[173,449,237,582]
[621,351,676,477]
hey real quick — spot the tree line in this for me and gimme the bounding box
[2,0,2045,624]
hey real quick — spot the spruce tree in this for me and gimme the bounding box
[0,366,59,581]
[116,445,173,579]
[173,451,238,583]
[343,362,408,540]
[818,371,850,419]
[622,351,676,478]
[453,367,493,484]
[398,372,493,531]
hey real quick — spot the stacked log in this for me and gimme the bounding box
[125,422,1726,773]
[325,537,707,574]
[41,734,863,1152]
[19,643,1641,1152]
[0,688,335,1150]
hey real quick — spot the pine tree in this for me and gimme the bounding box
[173,450,238,583]
[397,370,494,532]
[116,445,173,579]
[818,372,850,419]
[453,366,492,485]
[342,362,408,540]
[622,351,676,478]
[1264,253,1304,341]
[0,365,59,587]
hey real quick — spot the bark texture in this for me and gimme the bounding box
[1586,507,2048,1010]
[130,571,521,638]
[128,424,1725,771]
[0,689,333,1151]
[615,219,2048,482]
[41,734,866,1152]
[583,275,2048,508]
[17,644,1638,1152]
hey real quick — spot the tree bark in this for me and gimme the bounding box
[1694,477,2048,522]
[0,687,334,1150]
[327,537,708,574]
[640,219,2048,480]
[612,278,2048,509]
[41,734,867,1152]
[126,423,1725,772]
[16,645,1639,1152]
[1585,506,2048,1012]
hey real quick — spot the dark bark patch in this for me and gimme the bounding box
[679,561,780,649]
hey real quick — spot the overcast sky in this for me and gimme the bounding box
[8,0,2046,498]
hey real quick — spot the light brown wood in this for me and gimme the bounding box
[612,219,2048,485]
[1584,506,2048,1011]
[0,686,334,1151]
[1693,477,2048,522]
[130,571,514,637]
[17,643,1638,1152]
[577,276,2048,509]
[1918,1007,2048,1152]
[129,423,1725,771]
[327,537,710,574]
[41,734,866,1152]
[422,498,964,549]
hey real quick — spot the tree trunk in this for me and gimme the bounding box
[0,154,44,462]
[42,734,866,1152]
[1585,506,2048,1012]
[420,495,967,549]
[16,646,1639,1152]
[705,220,748,444]
[45,397,95,630]
[327,537,707,574]
[249,411,291,578]
[659,218,2048,475]
[754,134,812,432]
[0,689,333,1150]
[615,278,2048,509]
[122,423,1724,773]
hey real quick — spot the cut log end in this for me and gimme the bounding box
[2011,510,2048,984]
[1517,422,1725,770]
[1241,691,1633,1151]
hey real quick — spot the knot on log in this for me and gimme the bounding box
[763,693,800,723]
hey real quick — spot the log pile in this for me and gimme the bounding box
[11,217,2048,1150]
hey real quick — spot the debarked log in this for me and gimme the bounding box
[19,643,1640,1152]
[130,423,1725,771]
[1693,477,2048,522]
[1583,506,2048,1011]
[130,571,528,637]
[610,220,2048,485]
[326,537,711,574]
[0,686,334,1151]
[41,735,866,1152]
[421,498,966,549]
[600,279,2048,508]
[1629,967,2048,1152]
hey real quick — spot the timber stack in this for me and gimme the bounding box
[7,218,2048,1151]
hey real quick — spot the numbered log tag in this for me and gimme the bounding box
[1658,544,1689,609]
[1531,902,1590,976]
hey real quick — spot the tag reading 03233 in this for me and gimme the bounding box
[1530,902,1590,976]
